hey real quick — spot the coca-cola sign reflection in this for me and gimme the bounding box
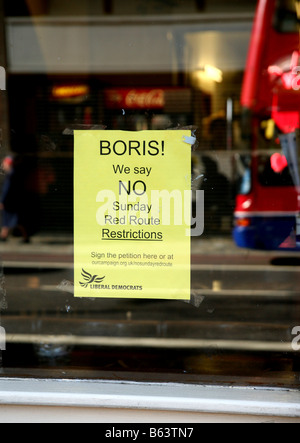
[105,88,165,110]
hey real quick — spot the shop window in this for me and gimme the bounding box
[0,0,299,400]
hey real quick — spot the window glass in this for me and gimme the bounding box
[1,0,300,391]
[274,0,298,33]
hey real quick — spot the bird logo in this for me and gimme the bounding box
[80,269,105,288]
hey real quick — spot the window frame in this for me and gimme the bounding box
[0,378,299,422]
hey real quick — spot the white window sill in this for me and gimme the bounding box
[0,378,299,422]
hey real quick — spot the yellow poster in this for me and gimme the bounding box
[74,130,191,300]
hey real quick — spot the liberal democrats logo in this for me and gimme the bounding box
[80,269,106,288]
